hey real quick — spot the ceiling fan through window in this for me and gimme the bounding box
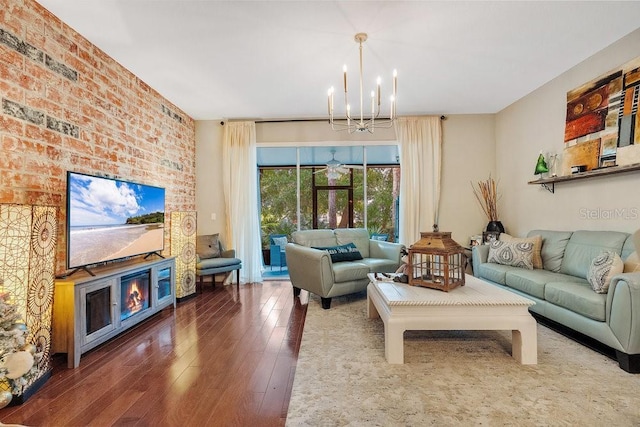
[314,149,364,180]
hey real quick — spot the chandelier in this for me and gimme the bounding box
[327,33,397,133]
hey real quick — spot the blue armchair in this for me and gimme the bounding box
[269,234,288,270]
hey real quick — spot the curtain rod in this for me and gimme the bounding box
[221,116,446,125]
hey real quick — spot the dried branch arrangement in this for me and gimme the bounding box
[471,175,499,221]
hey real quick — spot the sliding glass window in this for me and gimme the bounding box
[257,145,400,250]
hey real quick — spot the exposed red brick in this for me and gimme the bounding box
[3,0,195,276]
[93,145,118,163]
[25,26,45,51]
[68,153,92,169]
[0,115,25,134]
[45,144,61,161]
[106,115,126,132]
[0,80,24,102]
[0,44,26,69]
[1,135,19,151]
[79,75,105,99]
[24,157,63,176]
[24,124,62,145]
[63,136,93,156]
[20,138,46,155]
[24,94,62,118]
[63,53,94,80]
[44,23,78,55]
[108,138,127,153]
[80,103,107,124]
[62,108,81,126]
[0,60,23,85]
[77,46,99,70]
[0,188,16,203]
[9,2,44,32]
[19,70,44,92]
[25,60,53,80]
[105,89,124,108]
[25,190,62,206]
[0,150,23,170]
[0,10,22,36]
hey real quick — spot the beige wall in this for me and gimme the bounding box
[496,28,640,236]
[195,120,225,236]
[440,115,496,244]
[195,116,496,246]
[256,120,396,144]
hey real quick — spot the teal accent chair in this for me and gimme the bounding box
[195,235,242,291]
[270,234,288,270]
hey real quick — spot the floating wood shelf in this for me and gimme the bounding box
[528,163,640,193]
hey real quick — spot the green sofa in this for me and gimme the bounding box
[285,228,403,309]
[472,229,640,373]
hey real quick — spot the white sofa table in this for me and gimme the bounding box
[367,274,538,365]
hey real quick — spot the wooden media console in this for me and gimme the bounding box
[52,257,176,368]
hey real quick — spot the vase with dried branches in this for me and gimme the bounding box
[471,175,504,233]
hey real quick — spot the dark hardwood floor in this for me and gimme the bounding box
[0,279,308,427]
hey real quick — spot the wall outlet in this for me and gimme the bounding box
[211,213,217,221]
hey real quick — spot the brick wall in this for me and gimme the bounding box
[0,0,196,275]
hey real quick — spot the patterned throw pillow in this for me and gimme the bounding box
[196,234,221,259]
[312,242,363,263]
[588,251,624,294]
[499,233,543,269]
[487,240,534,270]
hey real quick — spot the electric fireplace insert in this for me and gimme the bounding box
[120,270,151,321]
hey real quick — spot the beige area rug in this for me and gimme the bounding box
[286,291,640,426]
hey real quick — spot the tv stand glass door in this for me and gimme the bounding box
[81,278,117,347]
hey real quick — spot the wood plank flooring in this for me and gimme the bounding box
[0,280,308,427]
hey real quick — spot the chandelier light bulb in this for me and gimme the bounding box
[329,87,335,112]
[371,91,375,118]
[343,65,348,93]
[393,69,398,98]
[390,95,395,119]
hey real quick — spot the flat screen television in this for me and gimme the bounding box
[66,171,166,274]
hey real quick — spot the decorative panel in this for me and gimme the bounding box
[0,204,57,398]
[170,212,197,299]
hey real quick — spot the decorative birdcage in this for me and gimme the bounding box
[407,231,465,292]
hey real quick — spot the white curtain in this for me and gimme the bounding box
[395,116,442,246]
[222,121,263,283]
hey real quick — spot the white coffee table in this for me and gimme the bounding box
[367,274,537,364]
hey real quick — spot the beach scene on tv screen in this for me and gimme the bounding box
[68,173,165,268]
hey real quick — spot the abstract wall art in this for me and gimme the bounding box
[563,56,640,174]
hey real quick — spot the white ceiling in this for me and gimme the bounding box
[35,1,640,121]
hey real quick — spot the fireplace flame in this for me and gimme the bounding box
[126,281,144,314]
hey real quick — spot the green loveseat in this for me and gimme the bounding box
[285,228,403,309]
[472,229,640,373]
